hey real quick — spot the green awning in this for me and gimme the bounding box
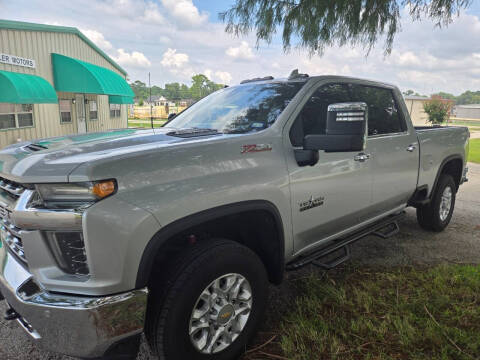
[109,95,134,104]
[52,53,134,97]
[0,70,58,104]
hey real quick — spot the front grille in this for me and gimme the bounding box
[0,177,26,198]
[0,176,28,264]
[0,218,27,263]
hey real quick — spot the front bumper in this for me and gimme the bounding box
[0,247,148,358]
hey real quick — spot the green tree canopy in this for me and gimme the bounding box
[220,0,471,55]
[129,74,225,103]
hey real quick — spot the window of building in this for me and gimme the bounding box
[59,100,72,124]
[110,104,121,118]
[0,103,34,130]
[290,83,351,146]
[350,85,406,136]
[89,100,98,121]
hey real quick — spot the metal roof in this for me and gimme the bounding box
[0,19,127,76]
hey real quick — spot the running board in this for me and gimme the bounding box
[286,212,405,271]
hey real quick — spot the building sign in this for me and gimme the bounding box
[0,53,36,68]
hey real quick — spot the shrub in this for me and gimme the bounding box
[423,97,452,125]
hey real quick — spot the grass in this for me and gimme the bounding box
[469,139,480,164]
[127,119,166,129]
[246,265,480,360]
[448,119,480,127]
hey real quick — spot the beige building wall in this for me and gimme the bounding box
[404,98,429,126]
[0,28,128,148]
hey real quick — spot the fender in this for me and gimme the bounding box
[430,154,464,197]
[135,200,285,288]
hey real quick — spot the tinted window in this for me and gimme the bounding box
[290,83,350,146]
[168,82,305,134]
[350,85,405,135]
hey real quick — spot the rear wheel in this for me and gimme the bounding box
[416,174,456,232]
[145,238,269,360]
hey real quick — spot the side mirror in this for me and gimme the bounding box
[305,102,367,153]
[294,102,367,166]
[168,113,177,121]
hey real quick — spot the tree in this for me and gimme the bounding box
[190,74,224,100]
[220,0,471,55]
[129,75,224,103]
[402,89,425,97]
[431,91,456,101]
[423,97,451,125]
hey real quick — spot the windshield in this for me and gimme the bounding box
[166,81,305,134]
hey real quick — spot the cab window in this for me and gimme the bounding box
[350,85,405,136]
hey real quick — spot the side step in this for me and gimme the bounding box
[286,212,404,271]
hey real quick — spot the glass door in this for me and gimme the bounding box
[75,94,87,133]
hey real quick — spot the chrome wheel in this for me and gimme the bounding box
[439,186,453,221]
[189,273,253,354]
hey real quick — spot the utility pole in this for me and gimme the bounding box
[149,72,153,129]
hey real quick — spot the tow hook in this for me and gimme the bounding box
[4,307,19,321]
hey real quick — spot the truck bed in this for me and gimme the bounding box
[415,125,470,197]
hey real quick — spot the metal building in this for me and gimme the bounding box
[454,104,480,119]
[0,19,134,149]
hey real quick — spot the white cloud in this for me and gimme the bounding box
[204,69,232,84]
[141,1,165,24]
[112,49,151,68]
[81,29,113,52]
[161,48,189,68]
[226,41,255,60]
[161,0,207,27]
[214,71,232,84]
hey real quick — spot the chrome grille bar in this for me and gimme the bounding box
[0,177,26,197]
[0,218,27,263]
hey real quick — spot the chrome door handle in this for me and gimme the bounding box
[406,144,417,152]
[354,153,371,162]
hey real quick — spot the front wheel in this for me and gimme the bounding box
[146,238,269,360]
[416,174,456,232]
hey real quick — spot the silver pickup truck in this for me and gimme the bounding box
[0,73,470,360]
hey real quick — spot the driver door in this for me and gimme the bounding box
[286,83,373,254]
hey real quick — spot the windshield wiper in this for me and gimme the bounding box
[166,127,221,138]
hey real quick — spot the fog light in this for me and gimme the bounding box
[46,232,89,276]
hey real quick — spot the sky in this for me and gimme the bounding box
[1,0,480,95]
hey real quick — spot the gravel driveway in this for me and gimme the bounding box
[1,163,479,360]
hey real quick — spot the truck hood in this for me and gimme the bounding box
[0,128,220,183]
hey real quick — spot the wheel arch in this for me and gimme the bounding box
[431,155,464,196]
[135,200,285,288]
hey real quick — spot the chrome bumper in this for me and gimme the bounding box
[0,247,148,358]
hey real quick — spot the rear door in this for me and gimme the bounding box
[286,83,373,254]
[350,85,418,214]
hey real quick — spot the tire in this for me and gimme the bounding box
[416,174,456,232]
[145,238,269,360]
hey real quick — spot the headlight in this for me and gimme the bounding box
[36,180,116,204]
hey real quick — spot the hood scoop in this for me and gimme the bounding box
[166,128,220,138]
[24,143,49,152]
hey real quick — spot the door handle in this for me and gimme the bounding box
[406,144,417,152]
[354,153,371,162]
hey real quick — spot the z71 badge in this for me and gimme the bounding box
[299,196,325,212]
